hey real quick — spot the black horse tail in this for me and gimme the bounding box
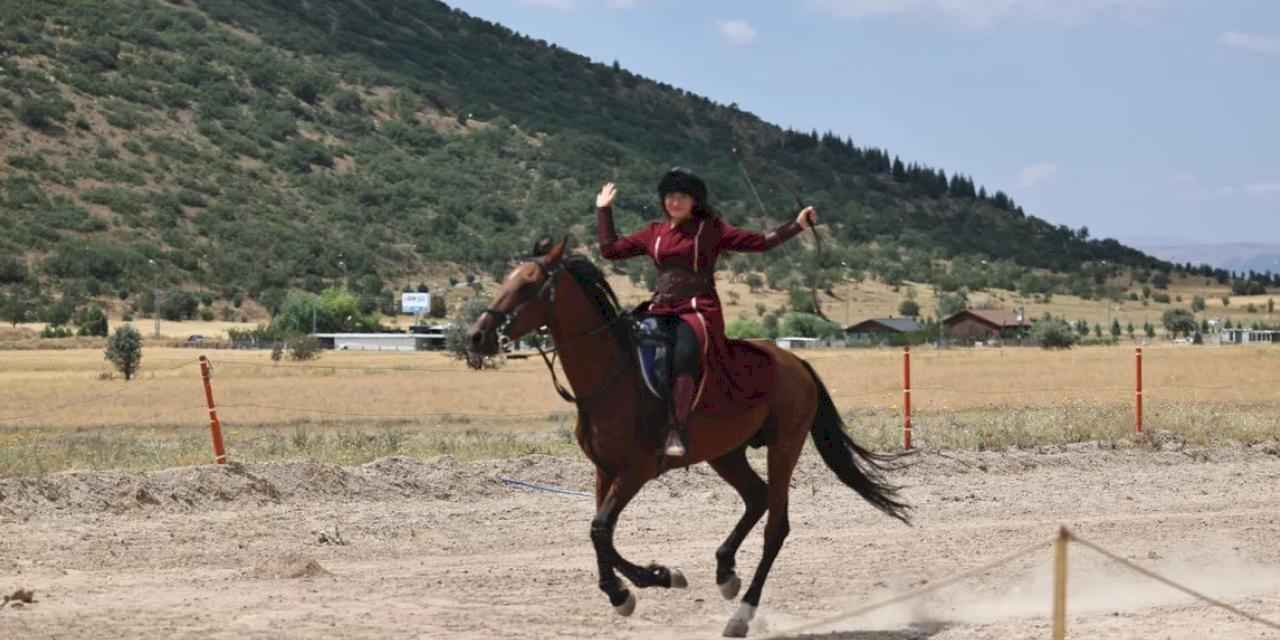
[799,359,913,525]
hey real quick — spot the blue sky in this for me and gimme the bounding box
[446,0,1277,246]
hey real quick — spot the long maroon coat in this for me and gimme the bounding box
[597,206,803,415]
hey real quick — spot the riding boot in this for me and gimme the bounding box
[665,373,697,457]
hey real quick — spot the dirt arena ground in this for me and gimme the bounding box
[3,441,1279,639]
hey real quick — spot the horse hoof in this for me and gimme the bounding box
[718,574,741,600]
[669,568,688,589]
[614,592,637,617]
[722,617,749,638]
[722,604,755,638]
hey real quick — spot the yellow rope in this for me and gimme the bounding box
[757,537,1054,639]
[1068,530,1280,632]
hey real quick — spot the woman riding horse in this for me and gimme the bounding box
[595,167,817,457]
[465,230,910,637]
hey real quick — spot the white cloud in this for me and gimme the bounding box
[811,0,1160,28]
[516,0,574,10]
[1019,162,1058,188]
[1220,32,1280,56]
[717,19,758,46]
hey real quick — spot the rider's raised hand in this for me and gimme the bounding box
[596,182,617,209]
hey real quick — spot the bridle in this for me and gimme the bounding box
[478,258,632,405]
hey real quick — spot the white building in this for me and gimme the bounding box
[1219,329,1279,345]
[774,336,820,350]
[312,333,431,352]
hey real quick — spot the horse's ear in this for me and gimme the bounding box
[530,236,553,257]
[545,236,569,266]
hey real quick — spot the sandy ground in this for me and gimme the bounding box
[2,443,1280,639]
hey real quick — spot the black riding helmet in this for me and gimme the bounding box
[657,167,708,213]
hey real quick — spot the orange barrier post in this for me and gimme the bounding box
[1135,347,1143,434]
[903,346,912,450]
[198,355,227,464]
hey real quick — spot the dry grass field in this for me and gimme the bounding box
[1,342,1276,476]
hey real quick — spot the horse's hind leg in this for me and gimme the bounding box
[708,447,768,601]
[724,438,803,638]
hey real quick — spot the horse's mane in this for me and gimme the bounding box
[560,255,633,351]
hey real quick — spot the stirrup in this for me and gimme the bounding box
[664,430,686,457]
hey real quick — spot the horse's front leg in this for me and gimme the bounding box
[590,469,686,617]
[590,468,631,613]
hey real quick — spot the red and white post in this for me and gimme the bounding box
[903,346,913,449]
[198,355,228,464]
[1135,347,1144,434]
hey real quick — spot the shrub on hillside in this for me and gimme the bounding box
[446,297,494,364]
[17,96,72,130]
[76,305,109,337]
[726,318,768,339]
[287,335,323,361]
[1032,318,1076,350]
[105,325,143,380]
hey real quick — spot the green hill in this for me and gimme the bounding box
[0,0,1178,324]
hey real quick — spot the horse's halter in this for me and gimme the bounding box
[478,258,631,405]
[481,259,557,350]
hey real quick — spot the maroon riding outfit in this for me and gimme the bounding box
[596,193,804,426]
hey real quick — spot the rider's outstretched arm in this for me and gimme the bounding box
[718,206,817,252]
[717,218,804,252]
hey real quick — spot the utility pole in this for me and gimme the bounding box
[841,261,851,327]
[148,259,160,338]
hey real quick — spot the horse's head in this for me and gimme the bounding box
[465,237,569,368]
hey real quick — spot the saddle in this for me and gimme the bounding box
[634,314,768,451]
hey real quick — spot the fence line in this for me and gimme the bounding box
[2,348,1275,441]
[207,359,535,374]
[214,402,562,422]
[753,526,1280,640]
[1067,531,1280,632]
[757,537,1055,639]
[909,386,1133,395]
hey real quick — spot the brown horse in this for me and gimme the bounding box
[467,238,911,637]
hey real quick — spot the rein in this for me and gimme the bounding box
[481,263,633,406]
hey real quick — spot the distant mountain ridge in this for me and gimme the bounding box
[1136,242,1280,274]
